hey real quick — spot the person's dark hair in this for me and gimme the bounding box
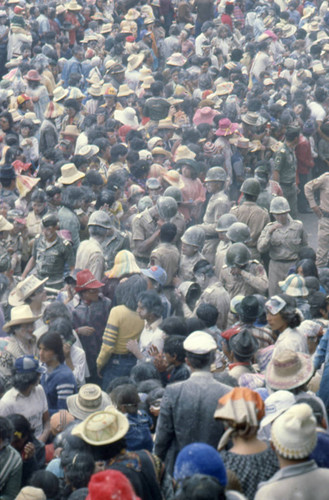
[110,144,128,162]
[159,316,187,337]
[12,370,39,393]
[87,437,127,462]
[186,318,206,334]
[163,335,185,362]
[298,246,316,261]
[72,155,88,170]
[0,111,14,129]
[308,291,327,318]
[150,81,164,96]
[31,188,47,203]
[115,274,147,311]
[176,474,226,500]
[130,160,150,179]
[107,171,127,191]
[105,376,131,394]
[29,471,59,500]
[111,383,139,413]
[64,98,80,113]
[37,332,65,364]
[64,452,95,490]
[196,303,218,328]
[130,362,160,385]
[95,189,116,210]
[61,186,83,210]
[68,488,89,500]
[193,259,214,277]
[93,137,110,154]
[277,293,301,328]
[137,378,162,394]
[0,416,13,442]
[297,258,319,279]
[185,351,215,370]
[10,413,34,441]
[137,291,163,318]
[315,87,328,103]
[43,301,71,324]
[47,317,74,342]
[160,222,177,243]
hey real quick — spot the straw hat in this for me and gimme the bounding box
[16,174,40,198]
[117,84,135,97]
[127,53,145,72]
[72,407,129,446]
[163,169,185,189]
[306,20,320,32]
[67,384,112,420]
[265,349,313,391]
[152,147,172,159]
[235,137,251,149]
[88,84,103,97]
[0,215,13,232]
[241,111,267,127]
[24,112,40,125]
[56,5,67,15]
[114,107,138,127]
[301,6,315,20]
[66,0,83,11]
[79,144,99,158]
[213,82,234,96]
[174,145,196,161]
[157,117,177,130]
[124,8,139,20]
[167,53,187,67]
[100,23,113,34]
[67,87,85,100]
[141,75,155,89]
[58,163,85,185]
[105,250,140,278]
[61,125,80,137]
[281,24,297,37]
[53,86,69,103]
[3,304,39,332]
[139,66,152,81]
[44,101,64,119]
[313,63,326,75]
[9,276,48,306]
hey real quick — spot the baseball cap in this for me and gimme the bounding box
[15,355,46,374]
[17,94,31,105]
[183,331,217,354]
[141,266,167,286]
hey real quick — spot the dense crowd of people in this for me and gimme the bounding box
[2,0,329,498]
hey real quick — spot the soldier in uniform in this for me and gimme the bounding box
[22,213,74,289]
[178,226,206,282]
[163,186,186,245]
[304,172,329,267]
[5,210,29,274]
[0,164,18,210]
[102,226,130,270]
[199,167,230,265]
[214,213,237,279]
[273,126,300,220]
[26,188,48,245]
[0,215,13,275]
[257,197,308,296]
[46,185,62,215]
[220,242,269,299]
[230,178,270,260]
[150,222,180,287]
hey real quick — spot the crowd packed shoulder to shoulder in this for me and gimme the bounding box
[2,0,329,498]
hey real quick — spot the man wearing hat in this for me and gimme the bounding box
[154,330,230,474]
[0,164,18,209]
[22,213,74,289]
[75,211,113,281]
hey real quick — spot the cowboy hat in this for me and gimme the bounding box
[58,163,85,185]
[117,84,135,97]
[9,276,48,307]
[53,86,69,103]
[3,304,39,331]
[67,384,112,420]
[127,53,145,72]
[72,407,129,445]
[66,1,83,11]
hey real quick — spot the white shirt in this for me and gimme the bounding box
[309,101,326,123]
[68,344,89,387]
[139,318,165,361]
[273,327,309,356]
[0,385,47,437]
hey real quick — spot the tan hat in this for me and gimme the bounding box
[16,487,46,500]
[9,276,48,307]
[79,144,100,158]
[100,23,113,34]
[114,107,138,127]
[117,84,135,97]
[214,81,234,96]
[44,102,64,119]
[144,16,155,25]
[88,84,103,97]
[67,87,85,100]
[157,117,177,130]
[71,407,129,445]
[281,24,297,37]
[174,145,196,161]
[56,5,67,15]
[141,75,155,89]
[266,349,313,390]
[127,53,145,72]
[16,175,40,198]
[306,20,320,32]
[61,125,80,137]
[24,112,40,125]
[3,304,39,332]
[151,147,172,159]
[139,66,152,81]
[313,63,326,75]
[0,215,13,232]
[167,52,187,67]
[67,384,112,420]
[58,163,85,185]
[235,137,251,149]
[124,8,139,20]
[53,86,69,103]
[66,0,82,11]
[163,169,185,189]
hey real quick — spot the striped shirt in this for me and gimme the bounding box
[41,364,77,416]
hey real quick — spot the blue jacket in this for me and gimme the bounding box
[314,327,329,371]
[41,364,77,415]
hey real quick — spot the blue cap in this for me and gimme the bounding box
[174,443,227,486]
[141,266,167,286]
[15,355,46,374]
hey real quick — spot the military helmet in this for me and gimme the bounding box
[181,226,206,249]
[254,165,269,179]
[157,196,178,220]
[138,196,153,212]
[164,186,183,204]
[227,222,250,243]
[270,196,290,214]
[88,210,113,229]
[204,166,227,182]
[240,178,261,197]
[226,242,251,268]
[216,213,238,232]
[256,191,272,211]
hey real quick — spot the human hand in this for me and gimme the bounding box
[153,354,168,373]
[63,343,71,358]
[77,326,95,336]
[313,206,323,219]
[23,442,35,460]
[126,339,141,358]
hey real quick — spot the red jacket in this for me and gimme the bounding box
[295,134,314,179]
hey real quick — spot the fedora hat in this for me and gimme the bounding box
[9,276,48,306]
[100,23,113,34]
[79,144,99,158]
[61,125,80,137]
[235,295,263,322]
[3,304,39,332]
[174,145,196,161]
[163,169,185,189]
[281,24,297,37]
[24,69,41,81]
[266,349,313,390]
[124,8,140,20]
[114,107,138,127]
[88,84,103,97]
[117,84,135,97]
[215,118,239,136]
[53,86,69,103]
[67,384,112,420]
[241,111,267,126]
[0,215,13,232]
[66,1,83,10]
[167,52,187,67]
[72,407,129,445]
[58,163,85,185]
[193,106,219,126]
[16,174,40,198]
[141,75,155,89]
[229,328,259,360]
[127,53,144,72]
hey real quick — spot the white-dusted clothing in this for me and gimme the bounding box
[273,327,309,356]
[68,344,89,387]
[139,319,166,362]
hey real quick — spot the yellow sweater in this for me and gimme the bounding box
[97,305,144,370]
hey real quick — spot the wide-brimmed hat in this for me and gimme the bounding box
[236,295,263,322]
[141,75,155,89]
[79,144,99,158]
[3,304,39,331]
[61,125,80,137]
[152,147,172,159]
[163,170,185,189]
[116,84,135,98]
[229,328,259,360]
[9,276,48,306]
[266,349,313,390]
[0,215,13,232]
[241,112,267,127]
[306,20,320,32]
[53,86,69,103]
[174,145,196,161]
[167,53,187,67]
[105,250,140,278]
[124,8,139,20]
[56,5,67,15]
[279,274,308,297]
[157,117,177,130]
[100,22,113,34]
[75,270,103,293]
[24,69,41,81]
[212,82,234,96]
[66,0,83,10]
[88,84,103,97]
[215,118,239,136]
[281,24,297,37]
[44,101,64,119]
[72,407,129,445]
[67,87,85,100]
[67,384,112,420]
[58,163,85,185]
[193,106,219,126]
[127,53,144,72]
[114,107,138,128]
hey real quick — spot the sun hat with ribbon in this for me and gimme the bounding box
[3,304,39,332]
[214,387,265,450]
[9,275,48,306]
[265,349,313,391]
[58,163,85,185]
[215,118,239,136]
[72,407,129,445]
[75,270,103,293]
[67,384,112,421]
[271,403,317,459]
[105,250,140,278]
